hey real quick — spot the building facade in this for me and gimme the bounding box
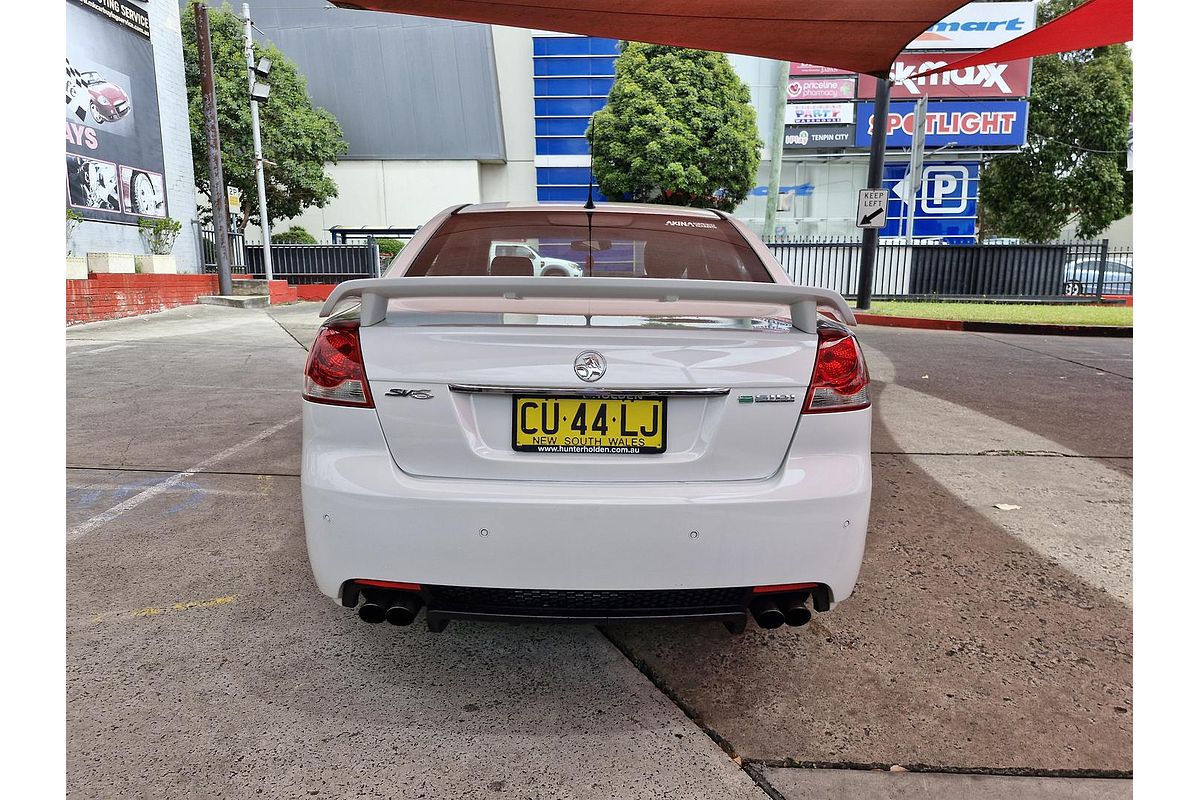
[729,1,1036,242]
[246,0,536,239]
[238,1,1036,244]
[67,0,201,271]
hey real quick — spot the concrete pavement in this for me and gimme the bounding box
[66,304,1131,798]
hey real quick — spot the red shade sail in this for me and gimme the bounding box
[911,0,1132,79]
[330,0,972,77]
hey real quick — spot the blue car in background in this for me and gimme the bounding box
[1062,256,1133,296]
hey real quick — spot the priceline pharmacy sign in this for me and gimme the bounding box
[907,1,1037,50]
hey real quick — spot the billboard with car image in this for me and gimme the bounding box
[65,0,167,222]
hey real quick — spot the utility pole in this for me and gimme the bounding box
[855,75,892,311]
[762,59,790,242]
[904,95,928,245]
[194,1,233,296]
[243,3,273,281]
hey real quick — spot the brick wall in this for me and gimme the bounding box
[67,275,219,325]
[295,284,338,302]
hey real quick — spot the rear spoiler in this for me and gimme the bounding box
[319,277,855,333]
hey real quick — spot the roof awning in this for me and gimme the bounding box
[910,0,1132,80]
[329,0,972,77]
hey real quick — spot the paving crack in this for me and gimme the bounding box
[743,757,1132,780]
[966,332,1133,380]
[598,623,1133,786]
[872,450,1132,460]
[266,312,312,351]
[597,626,774,797]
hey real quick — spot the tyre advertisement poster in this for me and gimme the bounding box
[65,0,168,223]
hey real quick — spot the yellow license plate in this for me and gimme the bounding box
[512,396,666,454]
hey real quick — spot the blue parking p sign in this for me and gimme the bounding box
[882,162,979,241]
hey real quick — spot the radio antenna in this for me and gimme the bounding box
[584,116,596,210]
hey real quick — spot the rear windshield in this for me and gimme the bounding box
[394,210,774,282]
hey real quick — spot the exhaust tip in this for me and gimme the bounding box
[358,602,387,624]
[782,596,813,627]
[750,598,785,630]
[385,595,422,626]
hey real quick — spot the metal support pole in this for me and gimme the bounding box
[856,75,892,310]
[763,59,790,242]
[1094,237,1110,301]
[244,3,273,281]
[367,235,381,278]
[904,95,928,245]
[195,2,233,296]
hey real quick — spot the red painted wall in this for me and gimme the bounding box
[66,274,219,325]
[295,284,337,302]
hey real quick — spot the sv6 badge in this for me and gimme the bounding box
[386,388,434,399]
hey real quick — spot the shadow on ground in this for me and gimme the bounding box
[604,381,1132,774]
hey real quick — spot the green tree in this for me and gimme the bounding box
[588,43,761,212]
[272,225,317,244]
[182,2,347,232]
[979,0,1132,241]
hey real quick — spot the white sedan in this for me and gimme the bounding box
[302,203,872,633]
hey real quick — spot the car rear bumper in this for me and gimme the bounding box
[301,401,871,610]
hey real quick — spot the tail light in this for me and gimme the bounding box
[752,582,818,594]
[803,323,870,413]
[303,320,374,407]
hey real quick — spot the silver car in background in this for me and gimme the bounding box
[1062,255,1133,296]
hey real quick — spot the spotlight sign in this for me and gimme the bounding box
[65,0,168,223]
[856,100,1029,148]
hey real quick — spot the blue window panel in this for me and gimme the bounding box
[533,36,620,56]
[537,167,595,186]
[536,137,592,156]
[536,118,593,137]
[534,37,594,56]
[535,77,614,97]
[537,185,593,202]
[535,97,609,117]
[534,57,617,77]
[587,38,621,56]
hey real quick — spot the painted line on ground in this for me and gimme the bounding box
[67,464,302,478]
[82,595,239,627]
[66,416,301,543]
[69,344,135,355]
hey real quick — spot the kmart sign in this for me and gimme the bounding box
[907,1,1036,50]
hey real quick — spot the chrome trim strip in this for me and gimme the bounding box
[448,384,730,398]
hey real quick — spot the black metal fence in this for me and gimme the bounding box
[329,226,417,245]
[198,222,1132,301]
[198,225,380,283]
[767,238,1133,300]
[244,242,380,284]
[197,225,247,274]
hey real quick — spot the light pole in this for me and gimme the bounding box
[903,96,927,245]
[194,1,233,296]
[855,75,891,311]
[243,3,273,281]
[763,59,789,242]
